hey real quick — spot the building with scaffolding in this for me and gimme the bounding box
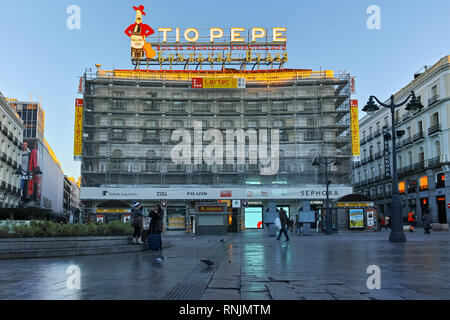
[79,67,354,230]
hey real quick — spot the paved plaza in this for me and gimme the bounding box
[0,230,449,300]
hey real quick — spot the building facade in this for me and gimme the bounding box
[354,55,450,225]
[79,68,354,229]
[0,93,24,208]
[10,100,65,216]
[64,176,81,223]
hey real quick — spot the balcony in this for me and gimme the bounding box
[428,95,440,106]
[403,137,413,147]
[6,183,12,192]
[367,155,374,163]
[360,138,367,146]
[374,129,382,138]
[366,133,373,142]
[0,152,6,161]
[428,156,442,168]
[414,161,425,171]
[360,158,367,165]
[1,125,7,135]
[428,124,441,136]
[413,132,424,142]
[374,152,383,160]
[6,156,12,165]
[396,141,402,149]
[367,177,374,184]
[0,181,5,190]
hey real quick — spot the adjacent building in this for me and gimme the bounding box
[354,55,450,225]
[79,68,354,229]
[0,93,24,209]
[64,176,81,223]
[9,100,65,217]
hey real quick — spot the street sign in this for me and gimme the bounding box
[447,203,450,209]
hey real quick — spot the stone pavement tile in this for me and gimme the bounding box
[292,285,328,293]
[208,279,240,290]
[384,288,440,300]
[201,288,240,300]
[321,284,361,298]
[266,282,298,300]
[366,290,405,300]
[240,291,272,300]
[240,282,269,292]
[297,292,335,300]
[241,275,269,282]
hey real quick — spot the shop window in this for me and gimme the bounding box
[398,181,405,194]
[419,176,428,190]
[436,173,445,189]
[407,180,417,193]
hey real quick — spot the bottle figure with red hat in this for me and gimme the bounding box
[124,5,156,60]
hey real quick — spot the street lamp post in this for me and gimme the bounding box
[313,156,341,235]
[362,91,423,242]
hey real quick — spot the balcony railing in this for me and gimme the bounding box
[366,133,373,142]
[428,124,441,135]
[414,161,425,171]
[428,156,442,168]
[428,95,440,106]
[413,132,424,142]
[403,137,413,147]
[374,152,383,160]
[374,129,382,138]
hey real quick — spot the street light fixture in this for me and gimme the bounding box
[362,90,423,242]
[312,156,341,235]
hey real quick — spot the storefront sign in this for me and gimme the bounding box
[81,186,353,200]
[350,100,360,159]
[73,99,83,160]
[96,209,129,214]
[192,78,245,89]
[232,200,241,208]
[198,206,225,213]
[383,126,391,178]
[349,209,364,229]
[123,215,131,223]
[96,215,105,223]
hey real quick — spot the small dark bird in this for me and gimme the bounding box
[220,239,224,242]
[200,259,214,267]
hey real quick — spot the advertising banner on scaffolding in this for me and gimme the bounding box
[350,100,361,160]
[73,99,83,160]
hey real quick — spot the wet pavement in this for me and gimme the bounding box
[0,230,449,300]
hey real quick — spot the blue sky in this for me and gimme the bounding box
[0,0,449,179]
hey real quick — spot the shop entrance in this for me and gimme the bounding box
[244,207,264,229]
[436,196,447,223]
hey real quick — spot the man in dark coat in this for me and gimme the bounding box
[131,201,144,244]
[276,208,290,241]
[150,204,164,249]
[422,212,431,234]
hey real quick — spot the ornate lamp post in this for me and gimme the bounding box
[313,156,341,235]
[362,91,423,242]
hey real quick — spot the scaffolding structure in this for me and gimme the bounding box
[80,69,352,191]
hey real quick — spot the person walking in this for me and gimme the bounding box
[131,201,144,244]
[422,211,431,234]
[276,208,290,241]
[380,215,387,231]
[407,210,416,232]
[149,204,164,250]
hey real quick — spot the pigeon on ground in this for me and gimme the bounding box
[153,256,164,265]
[200,259,214,267]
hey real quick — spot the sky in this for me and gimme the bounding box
[0,0,449,179]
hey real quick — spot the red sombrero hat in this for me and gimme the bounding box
[133,5,146,15]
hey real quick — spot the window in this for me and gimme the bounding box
[435,140,441,158]
[172,120,184,128]
[194,103,209,112]
[144,130,159,143]
[112,91,125,110]
[419,176,428,191]
[436,173,445,189]
[111,150,123,170]
[398,181,405,194]
[172,102,185,112]
[145,150,157,172]
[145,120,157,128]
[273,120,284,128]
[247,120,258,128]
[222,120,234,128]
[431,85,438,97]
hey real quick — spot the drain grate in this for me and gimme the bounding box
[162,246,228,300]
